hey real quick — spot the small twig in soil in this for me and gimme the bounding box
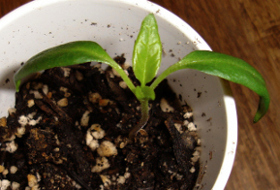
[165,117,197,189]
[34,99,57,117]
[38,89,72,122]
[63,166,94,190]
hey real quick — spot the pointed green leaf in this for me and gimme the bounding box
[14,41,135,92]
[151,50,270,122]
[132,14,162,86]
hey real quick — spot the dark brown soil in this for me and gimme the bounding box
[0,55,200,190]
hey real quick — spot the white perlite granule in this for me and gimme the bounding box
[191,150,200,163]
[183,112,193,119]
[160,98,174,113]
[188,122,197,131]
[29,90,43,99]
[88,92,102,104]
[27,99,35,108]
[11,181,20,190]
[189,166,196,173]
[61,67,71,77]
[42,85,49,95]
[117,176,126,184]
[57,98,68,107]
[86,124,106,151]
[174,123,183,134]
[100,175,111,187]
[18,114,42,129]
[27,174,40,189]
[5,141,18,153]
[97,141,118,157]
[86,132,99,151]
[91,157,110,173]
[89,124,105,140]
[80,110,91,127]
[0,179,11,190]
[9,166,18,174]
[18,115,28,127]
[119,81,127,89]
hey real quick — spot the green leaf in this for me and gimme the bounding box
[151,50,270,122]
[14,41,135,92]
[132,14,162,86]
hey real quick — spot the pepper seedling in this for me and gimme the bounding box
[14,14,270,140]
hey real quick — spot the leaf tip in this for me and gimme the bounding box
[253,116,261,123]
[253,94,270,123]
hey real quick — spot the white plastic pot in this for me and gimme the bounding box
[0,0,237,189]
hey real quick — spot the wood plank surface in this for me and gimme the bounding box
[1,0,279,189]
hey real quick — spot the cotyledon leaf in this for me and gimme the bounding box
[150,50,270,122]
[14,41,136,92]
